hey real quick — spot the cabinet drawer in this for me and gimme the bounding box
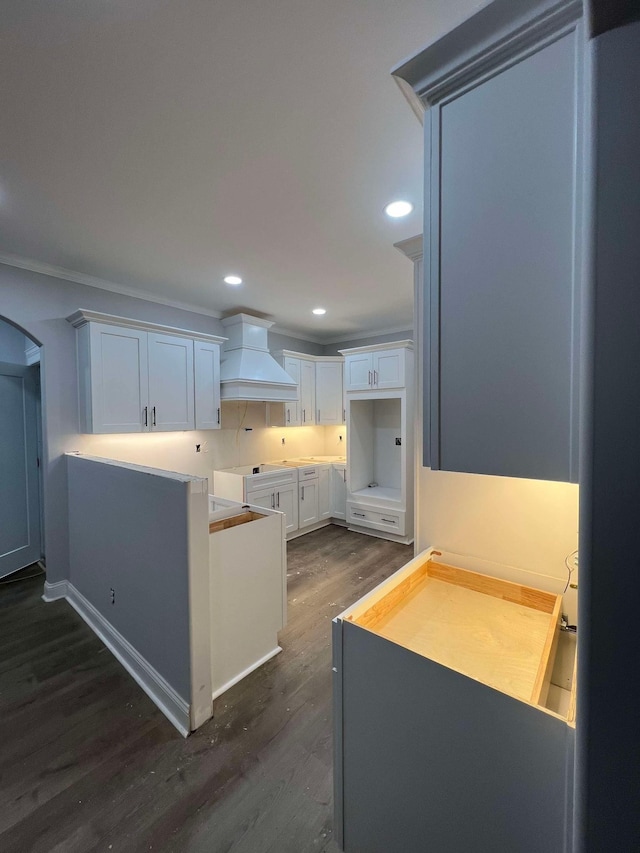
[346,503,405,535]
[245,468,297,494]
[299,464,326,481]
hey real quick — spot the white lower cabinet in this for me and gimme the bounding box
[273,482,298,535]
[319,465,332,520]
[298,478,319,528]
[214,466,299,536]
[346,502,405,535]
[331,463,347,520]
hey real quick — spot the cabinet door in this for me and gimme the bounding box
[246,486,276,511]
[299,358,316,425]
[344,353,372,391]
[299,479,319,528]
[428,31,580,481]
[331,465,347,520]
[147,333,195,431]
[372,349,405,389]
[88,323,148,433]
[282,357,301,426]
[194,341,221,430]
[318,466,331,520]
[316,361,343,425]
[275,483,299,535]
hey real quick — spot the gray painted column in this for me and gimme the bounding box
[578,16,640,852]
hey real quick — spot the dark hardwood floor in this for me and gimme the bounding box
[0,526,412,852]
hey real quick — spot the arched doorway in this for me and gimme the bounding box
[0,315,44,578]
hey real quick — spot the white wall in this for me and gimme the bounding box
[416,468,579,622]
[0,318,29,364]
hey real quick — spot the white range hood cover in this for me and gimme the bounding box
[219,313,298,403]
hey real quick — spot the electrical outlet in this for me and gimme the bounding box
[282,437,286,445]
[110,587,115,605]
[395,437,401,446]
[339,435,343,442]
[195,444,201,453]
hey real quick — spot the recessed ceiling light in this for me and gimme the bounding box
[312,308,326,316]
[224,275,242,285]
[384,200,413,218]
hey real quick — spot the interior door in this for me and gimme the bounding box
[0,362,41,577]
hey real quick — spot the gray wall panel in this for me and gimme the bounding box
[67,454,192,700]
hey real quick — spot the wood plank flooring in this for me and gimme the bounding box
[0,526,412,852]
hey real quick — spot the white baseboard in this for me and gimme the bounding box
[43,581,191,737]
[212,646,282,701]
[42,579,69,602]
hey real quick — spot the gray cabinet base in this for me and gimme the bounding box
[333,620,574,853]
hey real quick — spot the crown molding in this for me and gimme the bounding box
[66,309,227,344]
[394,235,423,262]
[269,324,325,345]
[392,0,582,106]
[0,252,223,320]
[322,325,414,346]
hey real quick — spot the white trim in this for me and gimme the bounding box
[338,339,414,355]
[0,252,224,320]
[42,579,69,602]
[66,309,227,344]
[25,343,41,365]
[270,324,325,345]
[394,235,424,262]
[43,581,192,737]
[322,325,414,346]
[212,646,282,701]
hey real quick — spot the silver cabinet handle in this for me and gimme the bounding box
[303,408,306,423]
[217,407,220,425]
[353,511,365,518]
[343,470,346,482]
[368,370,372,385]
[301,486,305,500]
[276,491,280,508]
[271,492,275,508]
[373,370,378,385]
[381,518,395,524]
[152,406,156,426]
[143,406,148,427]
[317,409,320,422]
[343,408,345,422]
[287,408,291,423]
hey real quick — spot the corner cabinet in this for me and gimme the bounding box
[340,341,414,545]
[270,352,344,427]
[392,0,583,482]
[68,310,226,434]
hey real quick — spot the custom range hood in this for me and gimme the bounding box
[219,313,298,402]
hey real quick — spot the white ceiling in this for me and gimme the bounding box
[0,0,481,341]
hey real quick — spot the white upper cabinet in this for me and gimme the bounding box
[194,341,221,430]
[282,357,302,426]
[299,358,316,425]
[84,323,149,433]
[271,351,344,427]
[68,310,225,434]
[342,342,411,393]
[147,333,194,431]
[315,359,344,425]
